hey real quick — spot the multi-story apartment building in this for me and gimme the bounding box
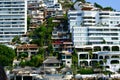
[29,10,46,30]
[77,44,120,72]
[43,0,62,11]
[68,10,120,47]
[27,0,40,11]
[0,0,27,43]
[52,19,73,67]
[52,26,73,52]
[43,0,58,7]
[68,2,120,71]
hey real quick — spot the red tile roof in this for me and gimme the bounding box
[17,44,39,49]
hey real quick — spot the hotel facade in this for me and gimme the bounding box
[68,3,120,71]
[0,0,27,43]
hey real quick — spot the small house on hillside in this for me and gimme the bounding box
[16,44,39,58]
[43,57,61,69]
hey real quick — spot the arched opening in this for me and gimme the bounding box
[94,46,101,51]
[103,46,110,51]
[105,56,109,59]
[99,61,103,65]
[111,55,119,58]
[84,47,92,52]
[76,48,84,52]
[112,46,119,51]
[80,61,88,66]
[105,66,109,68]
[90,61,98,66]
[18,52,28,58]
[92,54,98,59]
[111,60,119,64]
[99,56,103,59]
[79,54,88,59]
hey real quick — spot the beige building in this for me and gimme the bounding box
[16,44,39,58]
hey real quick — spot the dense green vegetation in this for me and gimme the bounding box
[18,52,28,59]
[77,67,94,74]
[59,0,74,10]
[26,54,44,67]
[12,36,21,44]
[0,45,15,66]
[19,48,45,67]
[72,49,78,74]
[27,16,31,30]
[29,25,47,46]
[103,7,114,11]
[29,17,59,46]
[19,17,61,67]
[94,2,114,11]
[94,2,103,9]
[72,49,78,65]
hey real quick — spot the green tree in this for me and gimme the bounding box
[72,49,78,64]
[38,48,45,54]
[47,44,53,56]
[12,36,21,44]
[27,54,44,67]
[88,50,93,59]
[29,25,47,46]
[103,58,108,75]
[19,60,26,67]
[18,52,28,59]
[103,7,114,11]
[102,38,106,44]
[77,67,94,74]
[27,16,31,30]
[94,2,103,9]
[0,45,15,66]
[29,17,60,47]
[26,47,45,67]
[72,49,78,74]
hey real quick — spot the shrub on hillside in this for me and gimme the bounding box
[77,68,94,74]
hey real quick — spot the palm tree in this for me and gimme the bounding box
[72,49,78,74]
[88,50,93,67]
[88,50,93,59]
[103,58,107,72]
[102,38,106,44]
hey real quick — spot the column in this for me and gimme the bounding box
[92,46,94,52]
[14,75,16,80]
[110,46,112,51]
[119,46,120,51]
[88,60,90,66]
[78,54,80,66]
[22,75,23,80]
[28,51,31,58]
[101,46,103,51]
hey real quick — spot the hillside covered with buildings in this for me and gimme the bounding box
[0,0,120,80]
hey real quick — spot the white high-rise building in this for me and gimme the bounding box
[68,3,120,71]
[68,10,120,47]
[0,0,27,43]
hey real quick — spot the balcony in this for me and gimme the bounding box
[52,41,63,45]
[52,31,57,35]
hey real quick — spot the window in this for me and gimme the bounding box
[66,56,71,59]
[112,37,118,40]
[67,61,70,63]
[100,13,109,15]
[62,55,65,59]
